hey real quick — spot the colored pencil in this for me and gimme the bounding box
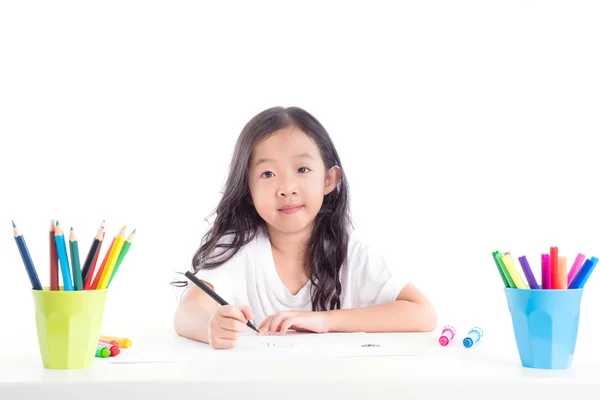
[90,236,115,290]
[569,256,599,289]
[69,228,84,290]
[108,229,136,287]
[49,220,59,291]
[81,221,104,284]
[84,231,105,290]
[12,221,43,290]
[97,225,127,290]
[557,256,568,289]
[54,221,74,291]
[550,247,558,289]
[567,253,586,286]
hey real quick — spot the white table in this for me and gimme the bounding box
[2,327,599,400]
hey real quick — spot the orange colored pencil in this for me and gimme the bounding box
[90,236,115,290]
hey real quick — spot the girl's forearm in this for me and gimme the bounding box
[174,301,212,343]
[324,300,437,333]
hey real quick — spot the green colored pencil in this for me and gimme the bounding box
[108,229,136,287]
[69,228,84,290]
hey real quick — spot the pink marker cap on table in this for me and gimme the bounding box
[438,325,456,346]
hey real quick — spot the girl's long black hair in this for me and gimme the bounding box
[174,106,351,311]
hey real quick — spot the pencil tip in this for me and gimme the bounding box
[11,220,15,227]
[56,220,59,226]
[132,228,136,234]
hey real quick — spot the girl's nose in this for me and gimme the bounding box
[277,181,299,197]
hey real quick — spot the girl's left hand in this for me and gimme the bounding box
[258,310,330,335]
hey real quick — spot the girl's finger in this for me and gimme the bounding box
[220,317,247,332]
[279,318,295,336]
[269,313,287,334]
[258,316,272,334]
[217,326,242,339]
[239,305,255,322]
[211,337,237,350]
[219,305,247,323]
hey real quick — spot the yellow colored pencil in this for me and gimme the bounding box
[501,253,528,289]
[97,225,127,289]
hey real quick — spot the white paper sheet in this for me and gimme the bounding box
[110,331,417,364]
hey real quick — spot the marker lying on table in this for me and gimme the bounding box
[463,327,483,348]
[184,271,259,333]
[438,325,456,346]
[99,335,132,348]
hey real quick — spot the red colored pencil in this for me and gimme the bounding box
[90,236,115,290]
[50,220,59,290]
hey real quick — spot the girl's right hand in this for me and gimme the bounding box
[207,305,254,349]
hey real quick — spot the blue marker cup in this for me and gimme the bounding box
[504,288,583,369]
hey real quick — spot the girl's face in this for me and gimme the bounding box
[248,126,341,236]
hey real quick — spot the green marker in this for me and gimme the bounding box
[494,251,517,289]
[96,345,110,358]
[492,251,510,287]
[108,229,136,287]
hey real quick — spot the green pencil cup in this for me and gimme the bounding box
[32,287,107,369]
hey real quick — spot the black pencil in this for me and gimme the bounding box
[184,271,259,333]
[81,221,104,283]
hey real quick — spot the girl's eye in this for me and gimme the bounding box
[260,171,274,178]
[298,167,311,174]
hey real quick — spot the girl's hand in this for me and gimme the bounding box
[258,310,330,335]
[207,305,254,349]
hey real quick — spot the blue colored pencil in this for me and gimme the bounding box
[568,256,598,289]
[12,221,42,290]
[54,221,74,291]
[518,255,540,289]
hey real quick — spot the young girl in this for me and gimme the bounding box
[174,106,437,349]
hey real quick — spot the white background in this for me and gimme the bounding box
[1,0,599,340]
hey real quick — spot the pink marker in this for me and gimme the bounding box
[541,253,551,289]
[568,253,586,286]
[438,325,456,346]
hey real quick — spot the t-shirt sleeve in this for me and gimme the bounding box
[193,264,235,303]
[191,235,245,304]
[347,239,407,308]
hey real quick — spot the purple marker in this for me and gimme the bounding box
[518,255,540,289]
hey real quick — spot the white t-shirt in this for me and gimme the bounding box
[194,228,406,326]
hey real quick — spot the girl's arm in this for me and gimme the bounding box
[258,282,437,335]
[325,282,437,332]
[173,284,218,343]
